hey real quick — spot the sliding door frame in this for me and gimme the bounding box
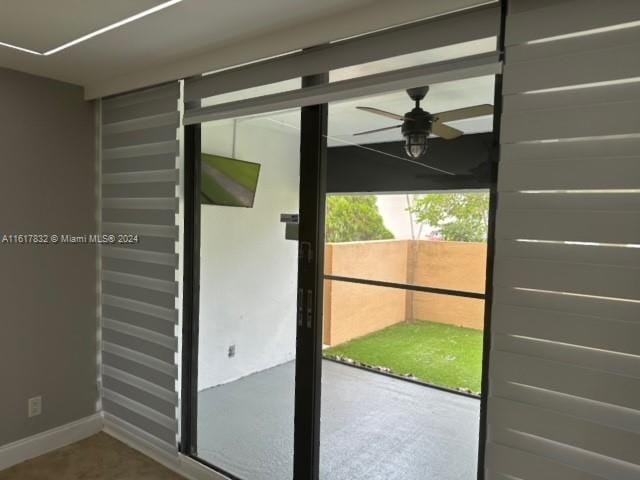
[180,5,506,475]
[180,123,201,458]
[179,88,328,480]
[477,1,506,477]
[293,72,329,480]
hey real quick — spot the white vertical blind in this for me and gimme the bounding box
[486,1,640,479]
[99,82,180,453]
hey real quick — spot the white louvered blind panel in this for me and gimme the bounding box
[183,4,500,104]
[486,1,640,479]
[100,82,180,453]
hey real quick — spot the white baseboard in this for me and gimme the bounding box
[0,412,227,480]
[103,414,228,480]
[0,413,103,472]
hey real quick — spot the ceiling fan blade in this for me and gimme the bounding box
[353,125,402,136]
[357,106,407,121]
[433,104,493,123]
[432,122,463,140]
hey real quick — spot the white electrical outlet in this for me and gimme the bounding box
[28,396,42,418]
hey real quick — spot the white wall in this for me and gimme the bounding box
[376,195,415,240]
[376,194,435,240]
[198,116,300,390]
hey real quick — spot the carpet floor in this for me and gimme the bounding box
[0,433,184,480]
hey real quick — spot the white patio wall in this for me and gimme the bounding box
[198,116,300,390]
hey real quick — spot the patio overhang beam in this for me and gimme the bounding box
[327,133,494,193]
[324,274,486,299]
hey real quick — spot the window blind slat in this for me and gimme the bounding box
[501,99,640,143]
[102,271,178,295]
[498,155,640,191]
[102,169,179,185]
[490,380,640,435]
[490,350,640,410]
[489,397,640,465]
[103,294,178,323]
[100,83,179,451]
[102,222,178,239]
[494,257,640,301]
[496,210,640,244]
[103,83,179,111]
[487,442,607,480]
[505,0,640,45]
[183,5,500,103]
[493,304,640,356]
[102,365,178,404]
[503,39,640,94]
[501,136,640,162]
[103,96,178,124]
[103,140,178,161]
[490,426,640,480]
[495,239,640,268]
[508,24,640,64]
[184,53,501,125]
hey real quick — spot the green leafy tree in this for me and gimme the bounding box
[408,192,489,242]
[325,195,394,242]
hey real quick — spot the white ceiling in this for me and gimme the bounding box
[0,0,166,52]
[0,0,492,98]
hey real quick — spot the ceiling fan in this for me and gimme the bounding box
[354,86,493,159]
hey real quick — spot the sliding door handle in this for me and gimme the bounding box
[297,288,304,327]
[306,289,313,329]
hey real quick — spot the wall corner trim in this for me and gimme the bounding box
[0,413,103,472]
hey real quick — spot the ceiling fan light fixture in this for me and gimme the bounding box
[355,86,492,160]
[404,133,428,159]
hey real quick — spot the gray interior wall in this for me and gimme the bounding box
[0,67,97,446]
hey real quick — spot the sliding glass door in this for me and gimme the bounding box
[316,79,493,480]
[182,104,321,480]
[182,62,498,480]
[178,5,505,478]
[183,80,495,480]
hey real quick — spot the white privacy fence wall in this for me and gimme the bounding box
[486,1,640,479]
[99,83,181,454]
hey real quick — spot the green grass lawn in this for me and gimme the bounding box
[324,320,483,394]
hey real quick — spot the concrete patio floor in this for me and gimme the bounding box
[198,360,479,480]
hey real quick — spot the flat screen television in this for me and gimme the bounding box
[201,153,261,208]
